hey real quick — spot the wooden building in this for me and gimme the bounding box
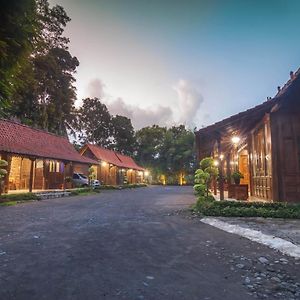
[0,119,97,193]
[80,144,144,185]
[195,69,300,203]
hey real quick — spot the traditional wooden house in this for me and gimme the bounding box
[80,144,144,185]
[0,119,97,193]
[195,69,300,203]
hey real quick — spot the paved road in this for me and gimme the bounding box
[0,186,298,300]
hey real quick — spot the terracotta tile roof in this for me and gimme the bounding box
[0,119,97,164]
[83,144,123,166]
[115,153,145,171]
[82,144,144,171]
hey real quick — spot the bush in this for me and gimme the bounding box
[194,197,300,219]
[0,192,38,202]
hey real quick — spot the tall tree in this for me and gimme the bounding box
[7,0,79,135]
[110,115,136,155]
[135,124,196,183]
[135,125,167,167]
[75,97,113,147]
[0,0,37,116]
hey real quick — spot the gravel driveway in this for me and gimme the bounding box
[0,186,299,300]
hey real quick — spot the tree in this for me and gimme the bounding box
[75,97,113,147]
[135,124,196,184]
[110,115,136,155]
[158,125,196,183]
[135,125,166,166]
[0,0,37,116]
[6,0,79,135]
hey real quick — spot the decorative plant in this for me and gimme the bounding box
[0,160,8,195]
[88,167,96,182]
[65,176,72,183]
[194,157,218,198]
[231,171,244,185]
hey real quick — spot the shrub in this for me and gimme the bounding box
[194,197,300,219]
[0,192,38,202]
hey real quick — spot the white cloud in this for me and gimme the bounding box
[86,79,173,129]
[173,79,204,127]
[85,78,204,129]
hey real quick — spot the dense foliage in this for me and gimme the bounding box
[136,125,196,184]
[1,0,78,135]
[0,0,37,116]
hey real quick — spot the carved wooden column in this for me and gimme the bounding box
[29,158,35,192]
[217,137,224,201]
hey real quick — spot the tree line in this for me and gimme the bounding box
[0,0,196,183]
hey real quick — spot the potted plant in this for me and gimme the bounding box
[231,171,244,185]
[64,176,72,189]
[0,160,8,195]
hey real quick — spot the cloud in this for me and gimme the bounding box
[173,79,204,126]
[86,79,173,129]
[87,79,106,99]
[85,78,204,129]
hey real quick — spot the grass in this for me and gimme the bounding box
[193,196,300,219]
[0,192,38,202]
[0,201,19,206]
[0,183,148,206]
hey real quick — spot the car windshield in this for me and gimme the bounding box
[79,174,87,179]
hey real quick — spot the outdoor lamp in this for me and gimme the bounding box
[231,135,240,145]
[101,161,107,167]
[213,160,219,166]
[144,170,149,176]
[219,154,224,160]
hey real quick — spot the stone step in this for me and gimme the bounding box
[36,191,71,200]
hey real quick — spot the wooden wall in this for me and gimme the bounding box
[271,108,300,202]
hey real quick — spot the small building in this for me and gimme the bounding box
[195,69,300,203]
[0,119,97,193]
[80,144,144,185]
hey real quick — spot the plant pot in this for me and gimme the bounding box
[234,178,241,185]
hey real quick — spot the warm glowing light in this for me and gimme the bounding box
[144,170,149,176]
[213,160,219,166]
[231,136,241,145]
[101,161,107,167]
[219,154,224,160]
[128,169,133,172]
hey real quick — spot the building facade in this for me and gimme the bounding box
[195,69,300,203]
[80,144,144,185]
[0,119,97,193]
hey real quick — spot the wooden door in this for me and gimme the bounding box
[239,154,250,185]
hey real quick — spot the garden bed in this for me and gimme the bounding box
[193,197,300,219]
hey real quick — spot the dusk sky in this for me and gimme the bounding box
[50,0,300,129]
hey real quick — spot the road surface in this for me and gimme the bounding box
[0,186,299,299]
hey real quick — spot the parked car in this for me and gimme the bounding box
[90,179,101,188]
[72,173,89,187]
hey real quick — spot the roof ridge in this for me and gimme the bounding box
[0,118,69,141]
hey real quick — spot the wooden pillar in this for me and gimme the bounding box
[29,158,35,192]
[217,138,224,201]
[63,162,67,190]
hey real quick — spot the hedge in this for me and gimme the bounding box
[194,197,300,219]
